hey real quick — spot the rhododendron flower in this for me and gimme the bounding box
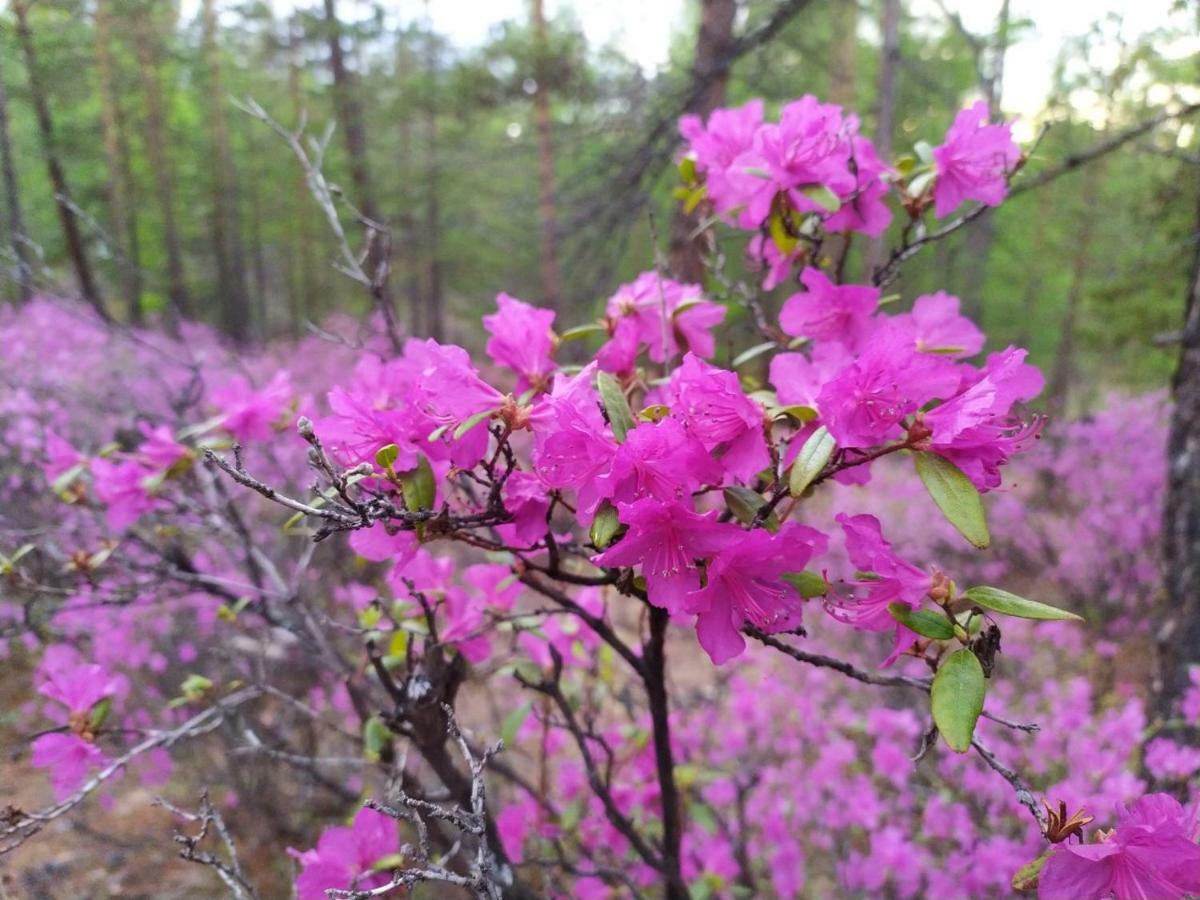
[440,586,491,664]
[827,514,932,665]
[43,430,82,484]
[817,335,959,448]
[679,99,764,216]
[923,346,1044,490]
[530,364,618,520]
[136,423,188,471]
[932,101,1020,217]
[483,292,557,392]
[687,523,827,664]
[746,233,803,290]
[290,807,397,900]
[597,272,726,371]
[31,733,106,799]
[605,417,723,504]
[210,371,294,442]
[36,645,122,718]
[1038,794,1200,900]
[595,499,738,614]
[779,268,879,348]
[665,353,769,481]
[890,291,985,357]
[91,457,159,531]
[349,522,418,567]
[408,339,505,424]
[463,563,522,612]
[769,343,853,414]
[823,133,893,237]
[497,470,552,545]
[520,586,606,669]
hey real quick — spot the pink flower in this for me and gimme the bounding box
[665,354,769,481]
[497,470,552,546]
[890,291,985,357]
[687,524,827,664]
[817,335,959,448]
[483,292,557,392]
[679,99,764,217]
[349,523,418,567]
[31,733,106,800]
[779,268,878,348]
[594,499,738,614]
[408,338,505,425]
[91,457,159,531]
[36,645,122,717]
[136,423,188,471]
[597,273,726,372]
[826,514,932,665]
[290,807,397,900]
[530,364,618,520]
[520,586,606,669]
[932,101,1020,218]
[923,347,1044,490]
[1039,794,1200,900]
[605,417,723,505]
[43,430,82,484]
[210,371,294,442]
[463,563,522,612]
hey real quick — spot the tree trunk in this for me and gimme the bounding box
[132,6,190,333]
[395,28,423,338]
[94,0,144,323]
[827,0,858,108]
[11,0,108,319]
[201,0,250,341]
[288,14,318,332]
[1153,44,1200,726]
[0,31,33,302]
[531,0,561,312]
[863,0,900,281]
[668,0,736,284]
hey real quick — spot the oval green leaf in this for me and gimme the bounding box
[914,452,991,549]
[596,371,635,442]
[788,426,836,498]
[589,501,622,549]
[931,648,986,753]
[888,603,956,640]
[401,454,436,512]
[963,586,1083,622]
[722,486,780,532]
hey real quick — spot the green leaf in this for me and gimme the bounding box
[453,408,495,440]
[400,455,436,512]
[589,501,622,549]
[931,649,986,753]
[888,603,955,640]
[558,322,607,342]
[375,443,400,470]
[596,371,635,442]
[914,452,991,549]
[87,696,113,731]
[722,486,779,532]
[788,426,836,497]
[731,341,778,368]
[1011,852,1051,892]
[800,183,841,213]
[638,404,670,422]
[769,213,798,253]
[782,571,828,598]
[362,715,390,760]
[775,405,818,424]
[963,586,1083,622]
[914,140,934,164]
[907,170,936,199]
[371,852,407,873]
[678,154,698,184]
[500,702,532,747]
[180,674,213,702]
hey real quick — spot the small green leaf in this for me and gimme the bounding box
[914,140,934,164]
[731,341,778,368]
[914,452,991,549]
[788,426,836,498]
[375,444,399,470]
[559,322,608,343]
[589,501,622,549]
[783,571,827,598]
[180,674,213,702]
[88,696,113,731]
[907,170,936,199]
[963,586,1083,622]
[362,715,389,760]
[500,702,532,747]
[800,183,841,213]
[1011,852,1051,892]
[769,213,798,253]
[722,486,779,532]
[638,404,670,422]
[678,154,698,184]
[400,455,436,512]
[372,852,407,873]
[888,603,955,640]
[596,371,635,442]
[453,408,495,440]
[931,649,986,753]
[775,405,818,424]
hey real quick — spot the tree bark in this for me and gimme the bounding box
[0,29,33,302]
[421,11,444,341]
[11,0,108,318]
[863,0,900,280]
[201,0,251,341]
[531,0,561,312]
[668,0,736,285]
[287,14,318,332]
[94,0,144,323]
[132,4,190,333]
[827,0,858,108]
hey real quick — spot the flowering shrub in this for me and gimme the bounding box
[1,93,1194,899]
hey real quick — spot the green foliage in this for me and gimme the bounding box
[931,648,986,753]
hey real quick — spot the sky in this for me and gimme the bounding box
[203,0,1196,118]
